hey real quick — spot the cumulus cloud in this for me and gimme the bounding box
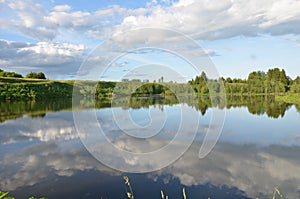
[111,0,300,42]
[1,0,300,78]
[0,39,85,78]
[1,0,147,41]
[1,0,299,43]
[1,0,300,43]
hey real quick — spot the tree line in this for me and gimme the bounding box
[1,67,299,101]
[189,67,300,95]
[0,68,46,79]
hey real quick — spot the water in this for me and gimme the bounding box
[0,97,299,199]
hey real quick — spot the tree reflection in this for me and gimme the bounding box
[0,99,72,122]
[0,95,297,123]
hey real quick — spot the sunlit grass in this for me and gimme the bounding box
[276,93,300,104]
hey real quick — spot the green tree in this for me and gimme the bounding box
[0,68,23,78]
[189,72,210,95]
[25,72,46,79]
[37,72,46,79]
[265,68,288,93]
[225,77,232,83]
[247,71,266,93]
[290,76,300,93]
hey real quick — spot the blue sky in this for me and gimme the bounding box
[0,0,300,80]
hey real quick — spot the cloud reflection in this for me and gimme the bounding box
[159,143,300,199]
[0,108,300,198]
[0,142,120,191]
[1,132,300,199]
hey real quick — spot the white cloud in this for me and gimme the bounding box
[0,39,85,62]
[259,0,300,28]
[4,0,57,40]
[52,4,71,12]
[2,0,300,42]
[1,1,147,41]
[113,0,300,41]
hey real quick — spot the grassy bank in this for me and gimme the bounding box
[275,93,300,104]
[0,77,189,101]
[0,77,74,100]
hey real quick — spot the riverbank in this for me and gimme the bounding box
[275,93,300,104]
[1,76,300,103]
[0,77,74,100]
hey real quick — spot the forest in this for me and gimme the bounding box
[189,68,300,95]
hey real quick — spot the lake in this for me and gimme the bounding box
[0,96,299,199]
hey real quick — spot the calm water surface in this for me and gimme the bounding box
[0,97,299,199]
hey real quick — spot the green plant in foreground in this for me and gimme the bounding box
[1,178,285,199]
[124,176,189,199]
[256,187,284,199]
[0,191,9,199]
[124,176,135,199]
[0,191,47,199]
[123,176,285,199]
[272,187,284,199]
